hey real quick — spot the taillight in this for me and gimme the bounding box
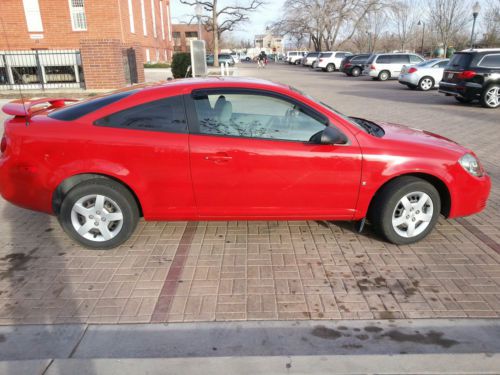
[345,63,352,68]
[408,67,418,73]
[457,70,476,80]
[370,65,375,70]
[1,136,6,154]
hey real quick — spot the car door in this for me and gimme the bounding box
[187,89,362,220]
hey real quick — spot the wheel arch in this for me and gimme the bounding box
[367,172,451,218]
[52,173,143,217]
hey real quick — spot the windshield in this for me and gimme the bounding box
[289,86,380,135]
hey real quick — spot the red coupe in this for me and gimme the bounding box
[0,78,490,249]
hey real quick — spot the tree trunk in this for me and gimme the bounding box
[213,0,219,67]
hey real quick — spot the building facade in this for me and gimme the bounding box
[254,31,284,54]
[172,24,213,53]
[0,0,174,89]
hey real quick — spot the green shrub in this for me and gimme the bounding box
[171,53,192,78]
[144,63,171,69]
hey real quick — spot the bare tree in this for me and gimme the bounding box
[272,0,383,52]
[390,0,420,51]
[181,0,265,66]
[481,0,500,46]
[428,0,470,57]
[352,8,388,52]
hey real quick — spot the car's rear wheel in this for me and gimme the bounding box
[326,63,335,72]
[351,67,361,77]
[294,60,301,65]
[59,179,139,250]
[455,96,473,104]
[480,84,500,108]
[378,70,390,81]
[369,176,440,245]
[311,61,318,69]
[419,76,434,91]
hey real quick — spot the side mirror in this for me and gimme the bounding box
[317,126,348,145]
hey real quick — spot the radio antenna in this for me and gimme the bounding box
[0,17,30,126]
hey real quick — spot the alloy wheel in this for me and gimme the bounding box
[420,77,433,91]
[485,86,500,108]
[391,191,433,238]
[71,194,124,242]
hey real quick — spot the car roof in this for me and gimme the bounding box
[459,48,500,53]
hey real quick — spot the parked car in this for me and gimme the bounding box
[316,51,353,72]
[206,54,235,66]
[230,53,240,63]
[1,79,490,249]
[363,53,425,80]
[399,58,449,91]
[340,54,371,77]
[301,52,321,67]
[286,51,307,65]
[439,49,500,108]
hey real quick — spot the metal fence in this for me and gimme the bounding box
[0,49,85,90]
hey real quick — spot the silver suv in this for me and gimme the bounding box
[363,53,425,80]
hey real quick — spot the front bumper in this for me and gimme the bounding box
[449,167,491,218]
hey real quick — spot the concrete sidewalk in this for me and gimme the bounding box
[1,319,500,374]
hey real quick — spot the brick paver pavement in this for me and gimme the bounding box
[0,63,499,325]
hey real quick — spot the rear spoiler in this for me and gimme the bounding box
[2,98,78,118]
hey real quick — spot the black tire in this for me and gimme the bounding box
[418,76,435,91]
[378,70,390,81]
[59,179,139,250]
[326,63,335,72]
[455,96,473,104]
[369,176,441,245]
[480,84,500,108]
[294,60,301,65]
[311,62,317,69]
[351,67,361,77]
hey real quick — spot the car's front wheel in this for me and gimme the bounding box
[480,84,500,108]
[59,179,139,249]
[378,70,390,81]
[369,176,440,245]
[351,67,361,77]
[326,63,335,72]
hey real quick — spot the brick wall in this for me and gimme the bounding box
[0,0,173,55]
[80,39,126,89]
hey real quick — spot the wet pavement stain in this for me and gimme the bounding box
[382,330,459,348]
[364,326,383,333]
[311,326,342,340]
[0,334,5,343]
[0,247,39,280]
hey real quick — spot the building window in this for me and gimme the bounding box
[68,0,87,31]
[140,0,147,36]
[127,0,135,33]
[22,0,43,32]
[159,0,165,40]
[151,0,157,38]
[146,48,150,62]
[166,3,172,41]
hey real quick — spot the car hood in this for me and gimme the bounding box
[376,121,469,155]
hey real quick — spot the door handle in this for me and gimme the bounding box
[204,153,232,163]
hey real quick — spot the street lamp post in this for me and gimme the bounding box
[366,31,372,53]
[195,3,203,41]
[470,1,481,50]
[418,20,425,56]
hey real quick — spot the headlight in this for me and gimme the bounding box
[459,153,483,177]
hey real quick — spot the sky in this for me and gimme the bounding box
[170,0,284,40]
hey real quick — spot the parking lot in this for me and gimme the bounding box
[0,62,499,326]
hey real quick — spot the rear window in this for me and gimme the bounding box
[479,54,500,68]
[448,53,473,69]
[49,90,138,121]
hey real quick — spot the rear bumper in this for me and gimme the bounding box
[398,73,419,86]
[439,81,483,99]
[0,156,54,214]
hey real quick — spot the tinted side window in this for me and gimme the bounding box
[376,55,391,63]
[479,54,500,68]
[335,53,346,58]
[49,90,138,121]
[436,60,449,68]
[321,53,332,58]
[193,93,326,142]
[392,55,410,63]
[95,96,187,133]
